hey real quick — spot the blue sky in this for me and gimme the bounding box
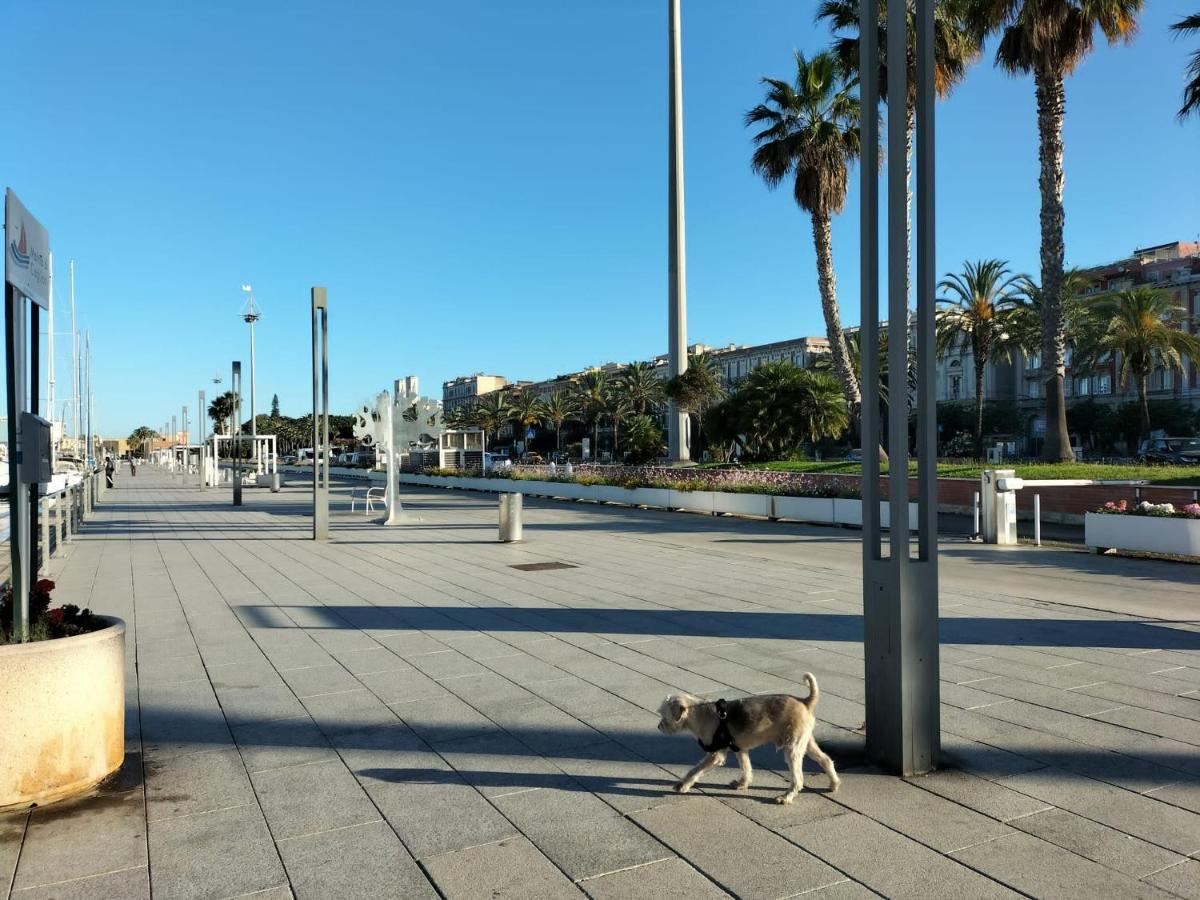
[6,1,1197,435]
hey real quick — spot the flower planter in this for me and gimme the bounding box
[669,490,717,514]
[712,492,772,518]
[1,617,126,810]
[772,495,836,523]
[833,499,918,530]
[1084,512,1200,557]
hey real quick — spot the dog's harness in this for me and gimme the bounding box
[697,699,741,753]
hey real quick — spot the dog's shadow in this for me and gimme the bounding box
[357,764,843,803]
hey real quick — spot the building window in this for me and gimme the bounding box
[1096,373,1112,395]
[1027,352,1041,370]
[950,375,961,399]
[1076,376,1090,396]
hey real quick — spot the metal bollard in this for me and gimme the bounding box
[1034,494,1041,547]
[972,491,980,538]
[499,492,523,542]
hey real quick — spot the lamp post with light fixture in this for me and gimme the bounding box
[241,285,261,474]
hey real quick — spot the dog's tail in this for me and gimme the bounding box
[802,673,820,711]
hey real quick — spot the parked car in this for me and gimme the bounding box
[845,448,864,462]
[1137,437,1200,465]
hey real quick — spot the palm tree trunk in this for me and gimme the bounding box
[1138,376,1151,441]
[974,354,986,459]
[905,102,914,309]
[810,212,861,412]
[1035,69,1073,462]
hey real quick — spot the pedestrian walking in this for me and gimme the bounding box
[130,455,137,477]
[105,456,115,488]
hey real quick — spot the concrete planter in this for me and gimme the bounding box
[772,495,836,523]
[833,499,918,530]
[1084,512,1200,557]
[628,487,671,507]
[669,490,717,514]
[1,617,126,810]
[712,492,772,518]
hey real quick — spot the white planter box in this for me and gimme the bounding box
[772,496,836,523]
[833,499,917,530]
[669,490,716,514]
[1,617,126,809]
[713,492,772,518]
[1085,512,1200,557]
[629,487,671,507]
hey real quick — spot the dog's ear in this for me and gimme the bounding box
[669,696,689,722]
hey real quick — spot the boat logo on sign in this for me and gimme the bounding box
[8,223,30,269]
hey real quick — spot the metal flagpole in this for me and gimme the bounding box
[47,252,54,463]
[666,0,690,464]
[70,260,78,452]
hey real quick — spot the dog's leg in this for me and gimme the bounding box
[806,737,840,792]
[676,751,725,794]
[730,751,753,790]
[776,739,806,804]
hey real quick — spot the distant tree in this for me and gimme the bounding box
[935,259,1031,458]
[541,392,579,451]
[208,391,237,434]
[715,362,848,459]
[508,390,547,450]
[270,393,280,417]
[569,371,610,457]
[664,353,726,452]
[1072,287,1200,441]
[623,415,666,465]
[470,392,510,451]
[127,426,158,457]
[616,361,665,415]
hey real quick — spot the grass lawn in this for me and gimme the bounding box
[744,459,1200,487]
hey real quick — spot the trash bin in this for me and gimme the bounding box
[269,473,281,493]
[499,493,523,542]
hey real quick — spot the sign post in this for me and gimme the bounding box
[198,390,206,490]
[5,189,51,642]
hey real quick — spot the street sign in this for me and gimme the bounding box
[4,190,50,309]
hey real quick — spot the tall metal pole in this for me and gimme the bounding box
[312,288,329,539]
[666,0,690,463]
[249,319,257,472]
[85,330,92,464]
[47,252,54,462]
[6,282,30,640]
[182,404,188,479]
[860,0,940,776]
[199,389,206,490]
[232,362,243,506]
[70,260,78,452]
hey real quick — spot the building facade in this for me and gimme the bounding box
[441,374,509,413]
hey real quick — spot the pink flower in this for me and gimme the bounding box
[1183,503,1200,518]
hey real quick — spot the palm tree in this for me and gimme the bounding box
[935,259,1031,457]
[443,403,473,430]
[569,371,609,459]
[541,392,579,451]
[1072,287,1200,441]
[207,391,237,435]
[1173,13,1200,119]
[816,0,980,297]
[968,0,1143,460]
[604,393,635,459]
[664,352,726,453]
[732,362,849,458]
[470,392,510,452]
[127,426,158,457]
[507,390,546,453]
[746,51,863,413]
[617,361,664,415]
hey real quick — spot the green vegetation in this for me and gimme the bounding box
[746,458,1200,486]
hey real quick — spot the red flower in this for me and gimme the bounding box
[35,579,55,595]
[47,608,65,625]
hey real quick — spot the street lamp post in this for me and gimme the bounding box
[666,0,690,464]
[241,285,261,474]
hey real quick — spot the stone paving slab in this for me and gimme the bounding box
[6,469,1200,899]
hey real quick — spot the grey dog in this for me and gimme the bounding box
[657,673,840,804]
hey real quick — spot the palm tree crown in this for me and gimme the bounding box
[746,51,864,412]
[1172,13,1200,119]
[936,259,1032,456]
[1072,287,1200,439]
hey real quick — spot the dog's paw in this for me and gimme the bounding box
[673,781,691,794]
[829,778,842,793]
[729,779,750,791]
[774,793,796,805]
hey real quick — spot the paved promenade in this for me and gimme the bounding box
[3,468,1199,899]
